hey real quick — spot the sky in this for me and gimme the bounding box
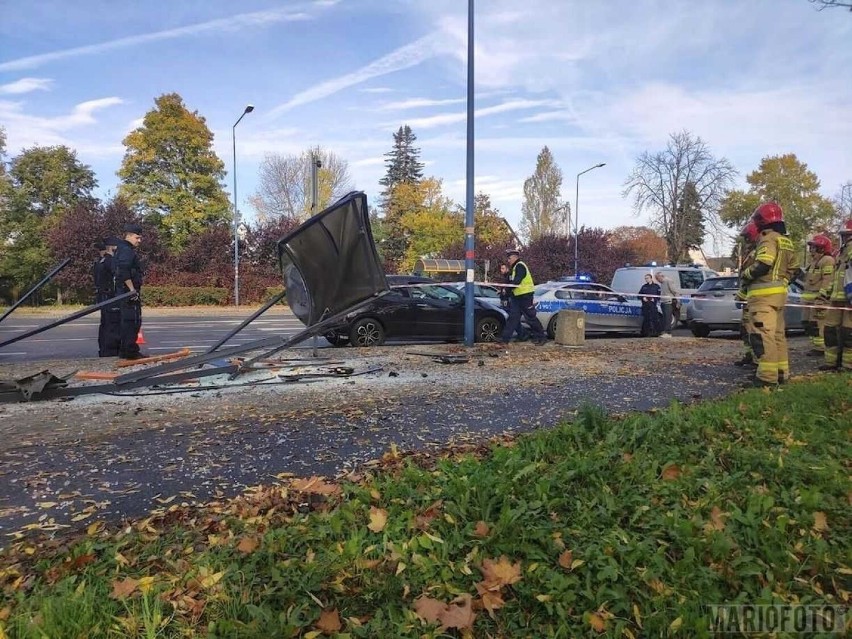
[1,0,850,255]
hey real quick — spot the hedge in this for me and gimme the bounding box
[142,286,230,306]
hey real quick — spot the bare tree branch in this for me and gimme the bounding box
[623,130,736,262]
[808,0,852,11]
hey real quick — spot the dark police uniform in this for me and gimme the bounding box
[95,248,121,356]
[113,231,144,359]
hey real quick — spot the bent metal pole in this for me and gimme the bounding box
[0,257,71,325]
[0,291,134,349]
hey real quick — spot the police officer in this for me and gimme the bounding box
[95,237,121,356]
[734,221,760,368]
[818,219,852,372]
[113,223,146,360]
[499,249,546,345]
[498,262,528,341]
[740,202,800,387]
[801,234,834,355]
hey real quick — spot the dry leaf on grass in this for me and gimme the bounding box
[475,582,506,616]
[439,594,476,631]
[588,612,607,632]
[413,595,447,624]
[236,536,259,554]
[558,549,573,569]
[479,555,522,588]
[110,577,138,599]
[661,464,682,481]
[290,476,341,495]
[473,520,490,538]
[368,507,388,533]
[315,608,342,634]
[813,511,828,531]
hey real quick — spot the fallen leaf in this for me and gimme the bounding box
[110,577,138,599]
[813,511,828,531]
[704,506,727,532]
[473,521,489,538]
[475,582,506,616]
[237,536,259,554]
[439,594,476,631]
[661,464,682,481]
[199,570,224,589]
[291,476,340,496]
[70,553,96,570]
[622,452,634,462]
[670,616,683,633]
[558,550,573,569]
[480,556,522,588]
[414,595,447,624]
[368,507,388,533]
[138,576,155,595]
[315,608,342,634]
[588,612,607,632]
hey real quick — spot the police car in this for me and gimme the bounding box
[534,276,644,338]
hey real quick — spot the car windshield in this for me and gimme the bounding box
[678,270,706,289]
[698,277,739,291]
[476,285,500,298]
[409,284,462,302]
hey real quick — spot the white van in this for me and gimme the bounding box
[610,265,718,324]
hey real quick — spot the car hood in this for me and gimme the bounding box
[277,192,388,326]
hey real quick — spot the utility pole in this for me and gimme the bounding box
[232,104,254,306]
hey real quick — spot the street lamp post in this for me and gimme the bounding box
[232,104,254,306]
[574,162,606,275]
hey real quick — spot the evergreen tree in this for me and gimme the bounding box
[118,93,231,250]
[675,181,705,261]
[379,125,424,208]
[519,146,565,242]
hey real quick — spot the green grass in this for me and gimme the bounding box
[1,376,849,638]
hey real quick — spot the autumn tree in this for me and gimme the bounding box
[610,226,667,264]
[250,146,353,222]
[395,178,461,273]
[624,130,736,263]
[0,145,98,298]
[718,154,835,245]
[522,229,625,284]
[520,146,567,242]
[833,181,852,228]
[118,93,230,250]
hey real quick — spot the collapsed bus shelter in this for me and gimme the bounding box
[0,192,389,403]
[413,258,494,282]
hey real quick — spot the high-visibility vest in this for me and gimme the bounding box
[745,230,798,298]
[827,242,851,302]
[802,253,834,301]
[511,260,535,296]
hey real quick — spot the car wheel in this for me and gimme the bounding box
[691,323,711,338]
[349,318,385,347]
[547,316,558,339]
[324,332,348,347]
[475,316,503,342]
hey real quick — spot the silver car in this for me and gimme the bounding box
[687,276,804,337]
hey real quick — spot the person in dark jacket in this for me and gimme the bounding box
[113,223,146,360]
[499,249,546,345]
[92,240,107,303]
[638,273,662,337]
[95,237,121,356]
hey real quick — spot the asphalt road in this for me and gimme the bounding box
[0,310,309,362]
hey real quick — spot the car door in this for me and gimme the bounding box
[409,285,464,338]
[379,288,420,337]
[580,284,641,332]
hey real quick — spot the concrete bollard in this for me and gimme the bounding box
[555,309,585,346]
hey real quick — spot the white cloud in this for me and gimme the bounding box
[400,98,562,130]
[0,78,53,95]
[0,5,325,72]
[379,97,465,111]
[360,87,395,94]
[268,32,453,116]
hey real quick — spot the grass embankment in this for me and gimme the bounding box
[1,376,849,638]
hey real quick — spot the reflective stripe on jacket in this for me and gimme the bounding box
[511,260,535,296]
[744,230,798,299]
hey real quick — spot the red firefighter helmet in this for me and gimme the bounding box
[841,219,852,237]
[740,221,760,243]
[807,234,832,254]
[751,202,783,228]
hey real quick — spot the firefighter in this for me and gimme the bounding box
[800,234,835,355]
[499,249,547,345]
[95,237,121,357]
[818,219,852,372]
[113,223,146,360]
[734,221,760,368]
[739,202,800,387]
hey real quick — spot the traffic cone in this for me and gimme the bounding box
[136,330,146,345]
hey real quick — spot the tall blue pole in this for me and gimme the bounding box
[463,0,475,346]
